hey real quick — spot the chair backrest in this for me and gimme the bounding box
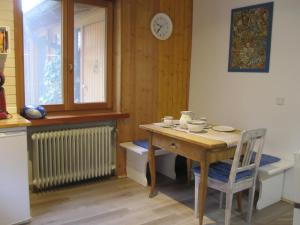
[228,128,267,186]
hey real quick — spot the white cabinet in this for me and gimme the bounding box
[0,127,31,225]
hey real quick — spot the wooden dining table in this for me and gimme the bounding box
[140,124,239,225]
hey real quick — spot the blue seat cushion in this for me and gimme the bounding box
[193,154,281,183]
[133,139,148,149]
[193,162,252,183]
[252,153,280,166]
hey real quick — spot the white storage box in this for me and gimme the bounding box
[120,142,176,186]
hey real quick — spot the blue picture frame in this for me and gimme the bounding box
[228,2,274,73]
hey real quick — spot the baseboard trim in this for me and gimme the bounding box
[281,197,294,205]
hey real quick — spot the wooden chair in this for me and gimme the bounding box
[194,128,266,225]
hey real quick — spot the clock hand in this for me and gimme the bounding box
[155,21,161,27]
[157,27,162,33]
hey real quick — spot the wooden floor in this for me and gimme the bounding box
[29,176,293,225]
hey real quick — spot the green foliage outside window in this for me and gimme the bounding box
[39,47,62,105]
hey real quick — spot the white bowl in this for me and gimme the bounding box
[187,120,206,133]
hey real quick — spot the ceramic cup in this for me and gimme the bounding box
[162,116,173,126]
[187,120,206,133]
[199,117,208,126]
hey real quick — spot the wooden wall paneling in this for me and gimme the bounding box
[118,0,136,142]
[117,0,138,176]
[118,0,159,141]
[1,5,14,93]
[116,0,192,176]
[167,0,176,118]
[183,0,193,110]
[114,0,122,113]
[156,0,192,120]
[151,0,160,126]
[13,0,23,114]
[159,0,172,119]
[115,0,128,176]
[176,0,186,115]
[117,0,159,176]
[134,0,158,140]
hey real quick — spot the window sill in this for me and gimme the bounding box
[29,112,130,127]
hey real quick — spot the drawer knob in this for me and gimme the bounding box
[170,143,177,149]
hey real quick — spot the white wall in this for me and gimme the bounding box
[189,0,300,200]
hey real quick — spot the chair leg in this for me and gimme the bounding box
[237,192,243,213]
[247,187,256,224]
[225,192,233,225]
[219,192,224,209]
[195,174,199,218]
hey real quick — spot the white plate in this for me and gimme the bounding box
[212,125,235,132]
[153,122,173,128]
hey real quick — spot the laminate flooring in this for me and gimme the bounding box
[29,176,293,225]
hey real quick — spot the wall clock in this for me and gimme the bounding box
[150,13,173,40]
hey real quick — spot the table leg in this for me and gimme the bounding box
[187,158,192,184]
[198,159,209,225]
[148,134,157,198]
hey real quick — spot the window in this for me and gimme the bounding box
[15,0,113,112]
[22,0,63,106]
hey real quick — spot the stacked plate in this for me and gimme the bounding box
[212,125,235,132]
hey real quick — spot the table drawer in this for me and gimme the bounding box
[152,133,204,161]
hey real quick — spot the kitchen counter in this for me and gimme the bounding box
[0,114,31,129]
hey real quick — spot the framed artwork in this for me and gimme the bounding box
[228,2,274,73]
[0,27,9,54]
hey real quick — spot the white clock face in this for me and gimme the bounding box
[151,13,173,40]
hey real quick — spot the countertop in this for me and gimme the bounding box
[0,114,31,129]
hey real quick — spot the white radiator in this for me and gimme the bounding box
[32,126,115,189]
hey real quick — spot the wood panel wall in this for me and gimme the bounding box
[0,0,17,114]
[117,0,193,175]
[156,0,192,120]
